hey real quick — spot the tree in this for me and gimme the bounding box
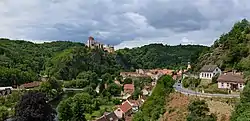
[57,97,73,121]
[0,106,9,121]
[39,77,63,99]
[106,83,122,96]
[187,100,216,121]
[101,73,112,83]
[240,81,250,103]
[212,73,219,83]
[132,88,141,100]
[14,91,56,121]
[57,93,97,121]
[124,78,133,84]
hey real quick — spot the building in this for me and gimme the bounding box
[124,84,135,94]
[19,81,41,89]
[217,72,245,90]
[86,36,114,53]
[0,87,12,96]
[114,100,133,119]
[187,62,191,70]
[96,112,119,121]
[199,65,222,80]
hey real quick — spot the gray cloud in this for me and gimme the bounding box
[0,0,250,49]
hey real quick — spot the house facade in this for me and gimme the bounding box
[217,72,245,90]
[199,65,222,80]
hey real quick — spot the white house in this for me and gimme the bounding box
[199,65,222,80]
[217,72,245,90]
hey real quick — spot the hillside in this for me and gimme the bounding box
[0,39,83,86]
[0,39,207,86]
[117,44,208,70]
[196,19,250,73]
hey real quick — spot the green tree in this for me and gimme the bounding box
[101,73,112,83]
[124,78,133,84]
[57,97,73,121]
[187,100,216,121]
[0,106,9,121]
[106,83,122,96]
[57,93,97,121]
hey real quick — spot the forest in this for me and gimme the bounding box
[0,38,206,86]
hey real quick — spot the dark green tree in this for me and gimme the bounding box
[14,91,56,121]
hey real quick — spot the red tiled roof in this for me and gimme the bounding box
[124,84,134,90]
[120,101,132,113]
[21,81,41,88]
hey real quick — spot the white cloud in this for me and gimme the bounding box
[0,0,250,49]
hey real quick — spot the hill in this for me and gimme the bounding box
[117,44,208,70]
[0,39,83,86]
[0,39,207,86]
[196,19,250,73]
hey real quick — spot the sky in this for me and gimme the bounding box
[0,0,250,49]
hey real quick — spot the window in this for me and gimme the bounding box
[240,84,243,88]
[227,83,229,87]
[216,68,218,71]
[221,83,224,87]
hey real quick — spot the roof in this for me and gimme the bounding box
[200,65,218,72]
[120,101,132,113]
[124,84,134,90]
[96,112,118,121]
[20,81,41,88]
[217,72,245,83]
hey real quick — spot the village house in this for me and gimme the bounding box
[114,100,133,119]
[217,72,245,90]
[123,84,135,94]
[96,112,119,121]
[199,65,222,80]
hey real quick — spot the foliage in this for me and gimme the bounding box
[118,44,207,69]
[14,91,56,121]
[0,40,82,86]
[182,77,201,88]
[187,100,217,121]
[132,88,141,100]
[133,75,175,121]
[212,73,220,83]
[57,93,102,121]
[196,19,250,71]
[124,78,133,84]
[231,81,250,121]
[39,77,63,99]
[0,106,9,121]
[106,83,122,96]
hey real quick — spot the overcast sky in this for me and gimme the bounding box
[0,0,250,49]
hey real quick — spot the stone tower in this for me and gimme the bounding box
[87,36,95,47]
[187,62,191,70]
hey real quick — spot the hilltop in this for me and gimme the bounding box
[196,19,250,74]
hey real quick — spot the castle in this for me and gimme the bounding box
[86,36,115,53]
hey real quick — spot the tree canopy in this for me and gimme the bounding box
[14,91,56,121]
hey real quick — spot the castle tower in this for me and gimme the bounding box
[187,62,191,70]
[87,36,95,47]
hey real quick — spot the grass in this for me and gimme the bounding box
[200,79,212,86]
[203,83,229,94]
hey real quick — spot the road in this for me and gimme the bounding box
[173,82,240,98]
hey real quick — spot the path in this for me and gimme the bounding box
[173,82,240,98]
